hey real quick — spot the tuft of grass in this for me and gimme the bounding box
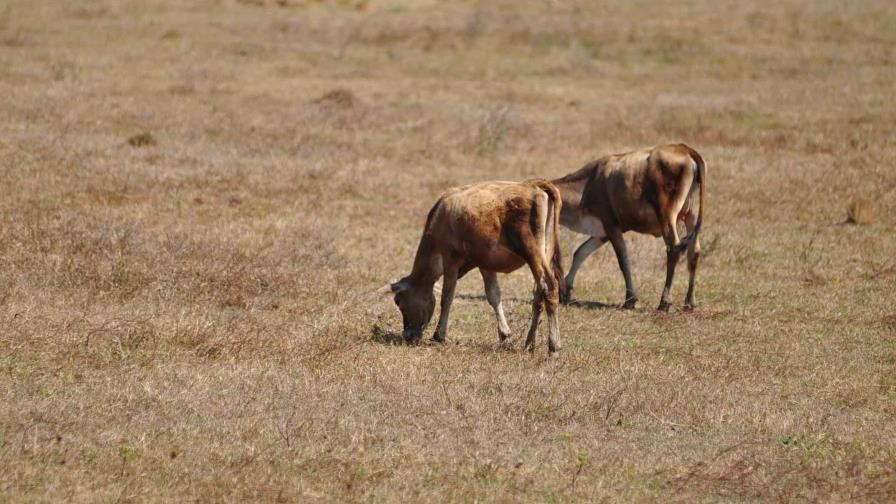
[313,88,358,108]
[470,106,524,156]
[161,28,181,40]
[127,132,156,148]
[882,315,896,333]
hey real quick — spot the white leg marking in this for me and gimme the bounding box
[538,191,550,262]
[482,270,511,340]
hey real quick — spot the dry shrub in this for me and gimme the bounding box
[467,106,532,156]
[700,232,721,258]
[50,61,79,82]
[846,198,877,225]
[883,315,896,333]
[305,89,379,134]
[799,234,828,286]
[161,29,181,40]
[313,88,357,108]
[0,31,27,48]
[475,107,510,155]
[66,5,109,19]
[237,0,364,8]
[127,132,156,148]
[236,0,292,6]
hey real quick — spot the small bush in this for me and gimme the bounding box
[161,29,181,40]
[127,132,156,148]
[474,106,510,155]
[313,88,357,108]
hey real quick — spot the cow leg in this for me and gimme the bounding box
[562,235,608,304]
[658,220,683,312]
[524,284,543,352]
[524,276,560,355]
[606,228,638,309]
[481,270,511,343]
[522,196,561,355]
[524,253,561,354]
[683,214,701,310]
[432,264,458,343]
[524,259,561,356]
[543,271,561,356]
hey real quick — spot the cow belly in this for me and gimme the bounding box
[618,206,662,236]
[472,245,527,274]
[578,216,606,238]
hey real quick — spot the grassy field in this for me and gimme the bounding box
[2,0,895,501]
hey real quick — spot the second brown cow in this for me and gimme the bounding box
[553,144,706,311]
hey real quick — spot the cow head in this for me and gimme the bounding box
[377,278,436,343]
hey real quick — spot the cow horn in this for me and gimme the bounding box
[377,279,409,295]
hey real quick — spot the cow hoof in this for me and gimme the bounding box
[548,350,560,359]
[657,301,671,312]
[682,303,696,312]
[622,299,638,310]
[560,289,573,305]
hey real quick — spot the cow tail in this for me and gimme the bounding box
[532,179,566,299]
[679,146,706,253]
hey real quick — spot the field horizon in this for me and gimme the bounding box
[2,0,895,502]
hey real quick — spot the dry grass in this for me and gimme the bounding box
[1,0,895,502]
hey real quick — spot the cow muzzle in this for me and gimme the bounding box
[402,328,422,344]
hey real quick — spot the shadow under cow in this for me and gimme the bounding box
[455,292,616,311]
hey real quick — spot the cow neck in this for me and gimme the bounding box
[408,232,443,287]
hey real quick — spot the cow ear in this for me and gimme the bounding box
[377,279,409,295]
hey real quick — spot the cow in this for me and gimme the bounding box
[378,179,566,355]
[552,144,706,311]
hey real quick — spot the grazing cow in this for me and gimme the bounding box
[378,179,566,355]
[552,144,706,311]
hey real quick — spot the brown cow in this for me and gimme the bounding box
[552,144,706,311]
[378,179,566,355]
